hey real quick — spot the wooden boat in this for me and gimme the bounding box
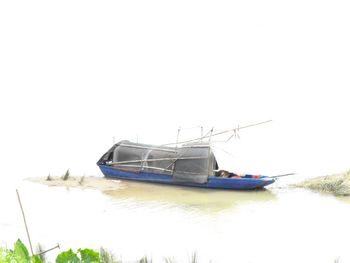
[97,140,276,190]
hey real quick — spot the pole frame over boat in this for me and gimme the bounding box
[163,120,272,146]
[97,120,279,190]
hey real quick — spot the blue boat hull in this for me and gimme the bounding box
[98,165,275,190]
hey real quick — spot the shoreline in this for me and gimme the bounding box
[26,175,125,192]
[294,170,350,196]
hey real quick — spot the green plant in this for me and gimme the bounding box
[56,248,100,263]
[1,240,214,263]
[56,249,80,263]
[0,239,42,263]
[79,248,100,262]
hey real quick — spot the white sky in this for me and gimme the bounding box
[1,0,349,180]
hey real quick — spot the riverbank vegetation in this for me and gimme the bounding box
[295,170,350,196]
[0,239,104,263]
[0,239,200,263]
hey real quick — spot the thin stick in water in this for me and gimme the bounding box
[16,189,34,256]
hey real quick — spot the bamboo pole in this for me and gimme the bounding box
[176,127,181,149]
[111,156,207,165]
[200,126,203,143]
[16,189,34,256]
[271,173,295,178]
[163,120,272,146]
[115,164,173,173]
[37,244,60,256]
[119,143,177,153]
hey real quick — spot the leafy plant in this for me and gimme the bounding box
[1,240,102,263]
[56,249,80,263]
[0,239,42,263]
[78,248,100,262]
[14,239,31,261]
[56,248,101,263]
[1,240,211,263]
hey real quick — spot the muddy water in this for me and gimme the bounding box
[1,177,350,263]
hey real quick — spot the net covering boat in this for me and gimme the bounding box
[97,140,275,190]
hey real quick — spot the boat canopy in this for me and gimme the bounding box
[97,140,218,184]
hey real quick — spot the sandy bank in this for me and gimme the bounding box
[27,176,124,192]
[294,170,350,196]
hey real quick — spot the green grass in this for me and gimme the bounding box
[295,170,350,196]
